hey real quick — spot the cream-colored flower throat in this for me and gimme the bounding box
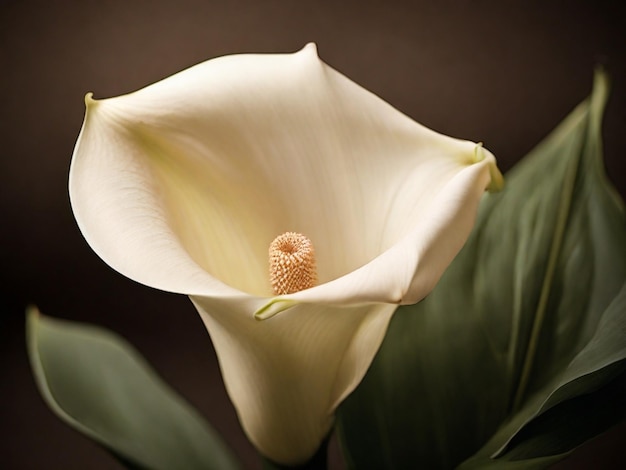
[269,232,317,295]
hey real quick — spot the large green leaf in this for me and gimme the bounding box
[337,69,626,469]
[460,286,626,469]
[27,308,241,470]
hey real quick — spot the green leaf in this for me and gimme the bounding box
[27,308,241,470]
[460,288,626,469]
[337,69,626,469]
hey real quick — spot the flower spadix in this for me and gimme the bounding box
[69,44,502,465]
[269,232,318,295]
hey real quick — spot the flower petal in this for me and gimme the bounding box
[191,295,396,465]
[70,44,501,304]
[256,146,499,319]
[69,94,241,298]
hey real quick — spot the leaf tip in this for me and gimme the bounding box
[25,304,41,343]
[26,304,40,320]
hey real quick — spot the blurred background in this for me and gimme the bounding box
[1,1,625,468]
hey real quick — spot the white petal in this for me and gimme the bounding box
[191,295,396,465]
[70,44,501,304]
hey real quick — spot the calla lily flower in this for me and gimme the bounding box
[69,43,502,465]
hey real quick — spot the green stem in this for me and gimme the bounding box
[260,436,329,470]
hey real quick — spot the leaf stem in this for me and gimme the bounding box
[512,124,584,411]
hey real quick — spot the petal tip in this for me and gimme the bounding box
[301,42,319,56]
[474,143,504,192]
[84,92,97,107]
[488,165,505,192]
[473,142,486,163]
[254,298,298,321]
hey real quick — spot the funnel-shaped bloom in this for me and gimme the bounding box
[69,44,502,465]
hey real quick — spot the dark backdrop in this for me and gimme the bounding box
[1,1,625,469]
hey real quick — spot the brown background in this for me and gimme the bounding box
[1,1,625,469]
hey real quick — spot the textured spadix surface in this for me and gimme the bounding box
[69,44,501,464]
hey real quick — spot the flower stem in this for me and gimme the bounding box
[260,436,329,470]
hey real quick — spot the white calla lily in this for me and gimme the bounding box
[69,43,502,465]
